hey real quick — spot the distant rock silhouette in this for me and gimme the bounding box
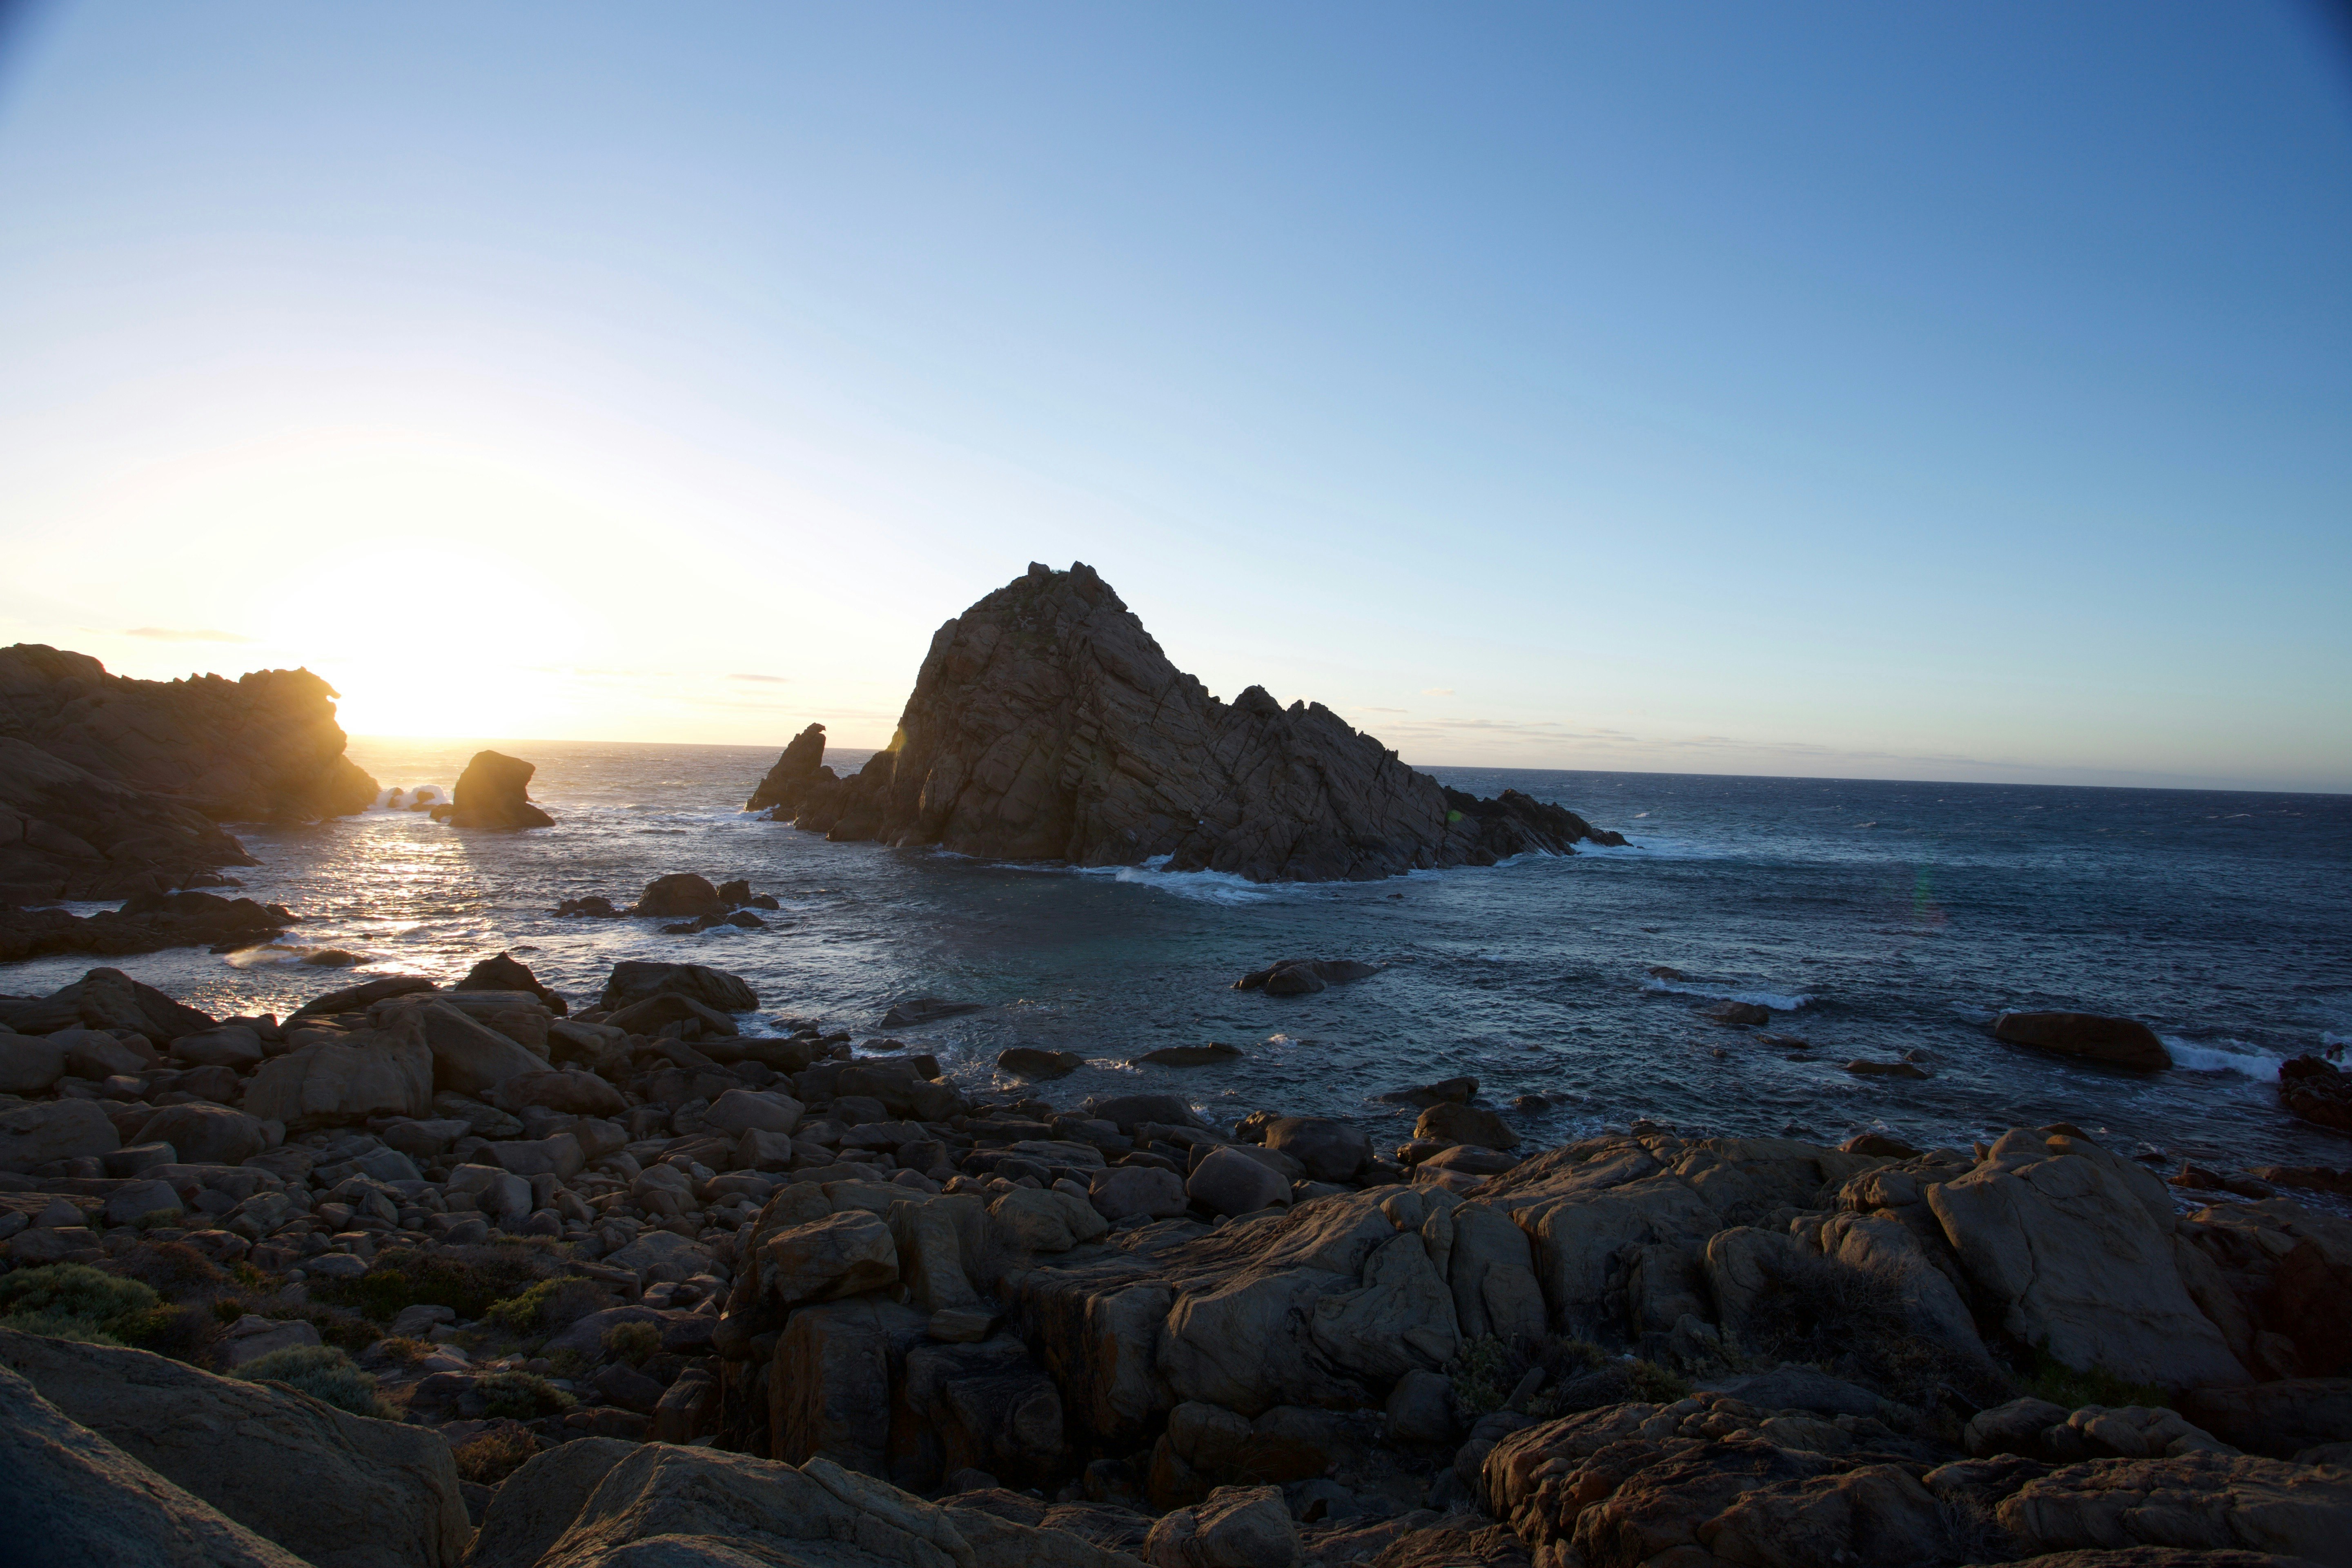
[748,562,1623,882]
[0,643,378,902]
[433,751,554,830]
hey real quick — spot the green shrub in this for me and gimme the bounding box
[105,1242,232,1303]
[452,1426,541,1486]
[310,1245,553,1323]
[234,1344,394,1419]
[0,1264,161,1344]
[1627,1359,1691,1403]
[476,1370,574,1420]
[1451,1334,1517,1417]
[484,1277,606,1337]
[603,1321,662,1366]
[2019,1350,2171,1413]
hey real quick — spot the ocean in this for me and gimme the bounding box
[15,739,2350,1171]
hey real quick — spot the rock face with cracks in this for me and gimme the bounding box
[748,562,1622,882]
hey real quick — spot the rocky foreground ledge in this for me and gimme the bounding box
[2,955,2351,1568]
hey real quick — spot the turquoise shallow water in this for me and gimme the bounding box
[10,738,2349,1170]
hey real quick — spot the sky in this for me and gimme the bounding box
[0,3,2347,791]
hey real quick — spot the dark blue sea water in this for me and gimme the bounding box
[16,742,2350,1170]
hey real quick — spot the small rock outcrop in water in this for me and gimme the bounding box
[1993,1011,2172,1071]
[0,889,297,964]
[0,644,377,902]
[431,750,554,830]
[746,562,1625,882]
[744,722,827,813]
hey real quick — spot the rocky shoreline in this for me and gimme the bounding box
[3,938,2350,1568]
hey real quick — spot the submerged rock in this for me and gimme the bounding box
[745,563,1620,882]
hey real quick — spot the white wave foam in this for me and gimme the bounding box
[1642,978,1814,1010]
[2161,1037,2285,1081]
[369,784,447,813]
[2323,1032,2350,1051]
[1948,1004,1998,1025]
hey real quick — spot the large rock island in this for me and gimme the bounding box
[749,563,1623,881]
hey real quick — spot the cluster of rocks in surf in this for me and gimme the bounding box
[3,953,2351,1567]
[555,873,782,933]
[744,563,1627,882]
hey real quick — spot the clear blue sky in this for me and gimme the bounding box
[2,2,2347,789]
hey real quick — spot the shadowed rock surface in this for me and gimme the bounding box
[435,752,555,831]
[0,644,376,903]
[749,563,1622,882]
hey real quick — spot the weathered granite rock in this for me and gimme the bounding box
[460,1436,637,1568]
[0,1361,309,1568]
[1146,1484,1299,1568]
[134,1103,269,1167]
[2279,1055,2352,1133]
[748,563,1619,882]
[0,965,217,1040]
[597,959,758,1013]
[435,750,554,830]
[0,1096,121,1168]
[0,1327,470,1568]
[242,1011,435,1129]
[1996,1451,2352,1563]
[1929,1128,2247,1386]
[454,950,569,1014]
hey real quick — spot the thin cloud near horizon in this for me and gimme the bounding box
[123,626,255,644]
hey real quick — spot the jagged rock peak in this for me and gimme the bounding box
[749,563,1621,882]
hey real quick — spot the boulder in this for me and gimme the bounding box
[170,1025,265,1070]
[1086,1092,1203,1131]
[1090,1165,1189,1222]
[900,1336,1067,1490]
[1996,1451,2352,1562]
[991,1186,1112,1253]
[749,564,1618,882]
[57,1026,156,1079]
[489,1069,626,1117]
[634,873,724,917]
[1263,1117,1371,1183]
[383,999,548,1097]
[2279,1055,2352,1132]
[0,1360,309,1568]
[438,750,553,830]
[1376,1076,1479,1108]
[1706,1000,1773,1027]
[882,996,986,1028]
[0,1033,65,1093]
[1145,1484,1300,1568]
[484,1133,584,1181]
[760,1209,900,1306]
[768,1295,929,1472]
[0,1327,469,1568]
[3,966,216,1041]
[1187,1145,1291,1217]
[1929,1128,2247,1386]
[134,1103,269,1167]
[290,975,436,1018]
[605,990,740,1037]
[1000,1047,1085,1078]
[1994,1011,2172,1071]
[1414,1102,1521,1152]
[597,960,758,1014]
[1386,1368,1461,1444]
[242,1014,434,1129]
[102,1178,185,1226]
[704,1088,804,1136]
[454,951,568,1014]
[460,1436,637,1568]
[0,1096,121,1168]
[735,1127,795,1171]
